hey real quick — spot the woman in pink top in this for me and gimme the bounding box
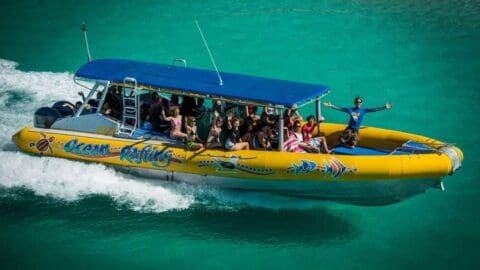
[162,106,188,140]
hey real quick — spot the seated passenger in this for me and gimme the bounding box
[78,91,102,112]
[185,116,203,150]
[206,117,224,149]
[193,98,207,120]
[140,107,153,131]
[291,120,320,153]
[101,101,112,116]
[283,127,305,153]
[181,96,196,117]
[254,125,273,150]
[151,92,162,107]
[210,99,223,126]
[150,97,170,133]
[212,99,222,117]
[245,105,260,122]
[302,116,332,154]
[104,92,122,119]
[240,117,255,149]
[106,85,122,111]
[283,112,294,130]
[161,106,188,140]
[260,111,275,128]
[225,117,249,151]
[65,101,93,115]
[263,106,279,125]
[285,104,302,122]
[301,115,317,143]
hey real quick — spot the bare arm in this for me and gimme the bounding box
[323,101,347,112]
[226,112,233,130]
[77,91,86,102]
[161,110,174,121]
[365,103,392,113]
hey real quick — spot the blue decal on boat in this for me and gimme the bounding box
[197,155,274,175]
[120,145,172,168]
[64,139,113,157]
[287,158,355,178]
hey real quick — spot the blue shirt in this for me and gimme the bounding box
[339,107,385,131]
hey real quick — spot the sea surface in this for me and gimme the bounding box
[1,1,479,269]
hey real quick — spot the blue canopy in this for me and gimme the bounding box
[75,59,330,107]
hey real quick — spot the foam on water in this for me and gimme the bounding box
[0,151,193,212]
[0,59,194,212]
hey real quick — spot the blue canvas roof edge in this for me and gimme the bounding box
[75,58,330,107]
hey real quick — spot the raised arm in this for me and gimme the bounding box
[77,91,86,102]
[226,112,233,130]
[323,101,348,112]
[365,103,392,113]
[160,109,174,121]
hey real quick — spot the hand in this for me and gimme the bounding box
[227,111,233,121]
[78,91,85,97]
[385,103,392,109]
[324,101,332,107]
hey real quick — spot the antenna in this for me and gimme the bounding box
[195,20,223,86]
[81,22,92,62]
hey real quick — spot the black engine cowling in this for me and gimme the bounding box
[34,107,63,128]
[52,101,75,117]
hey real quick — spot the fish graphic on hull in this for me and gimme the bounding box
[287,158,356,178]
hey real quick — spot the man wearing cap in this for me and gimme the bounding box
[324,97,392,148]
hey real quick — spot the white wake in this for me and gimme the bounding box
[0,58,194,212]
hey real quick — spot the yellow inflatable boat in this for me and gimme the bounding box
[12,59,463,205]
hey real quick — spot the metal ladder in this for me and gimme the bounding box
[117,77,139,138]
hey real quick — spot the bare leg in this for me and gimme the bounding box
[319,137,332,154]
[170,131,188,140]
[231,142,249,151]
[241,133,253,149]
[206,142,223,149]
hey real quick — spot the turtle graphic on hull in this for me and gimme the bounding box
[29,132,55,154]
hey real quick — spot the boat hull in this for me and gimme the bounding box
[12,126,462,205]
[119,166,440,205]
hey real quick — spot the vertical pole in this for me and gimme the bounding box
[81,22,92,62]
[278,107,284,151]
[315,97,321,135]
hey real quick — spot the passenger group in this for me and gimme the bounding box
[75,86,391,153]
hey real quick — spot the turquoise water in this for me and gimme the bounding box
[1,1,479,269]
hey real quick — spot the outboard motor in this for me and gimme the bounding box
[52,101,76,117]
[34,107,63,128]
